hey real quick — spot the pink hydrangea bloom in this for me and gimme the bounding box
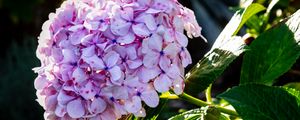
[34,0,203,119]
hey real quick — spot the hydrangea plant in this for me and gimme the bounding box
[34,0,300,120]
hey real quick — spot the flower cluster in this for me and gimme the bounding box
[34,0,202,119]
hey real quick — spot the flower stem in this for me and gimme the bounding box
[205,84,212,103]
[179,92,239,116]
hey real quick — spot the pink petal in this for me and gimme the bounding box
[67,99,85,118]
[154,74,172,93]
[135,14,157,30]
[83,21,100,30]
[133,108,146,117]
[57,90,76,105]
[181,50,192,67]
[103,51,120,68]
[124,76,140,87]
[62,49,77,63]
[126,46,137,60]
[79,81,97,100]
[83,55,105,70]
[166,64,181,79]
[141,90,159,107]
[68,24,84,32]
[55,104,66,117]
[89,97,107,114]
[99,108,118,120]
[148,34,163,52]
[163,29,175,43]
[81,45,95,57]
[125,96,142,113]
[127,59,142,69]
[69,30,87,45]
[120,7,134,21]
[117,32,135,44]
[173,78,184,95]
[138,67,160,83]
[164,43,179,58]
[34,76,48,90]
[110,19,131,36]
[112,86,129,100]
[143,52,159,68]
[72,67,88,83]
[109,66,122,81]
[172,16,184,32]
[159,56,171,72]
[175,32,188,47]
[81,34,94,46]
[45,94,57,111]
[132,23,151,37]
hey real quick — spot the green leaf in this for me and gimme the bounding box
[214,3,265,48]
[168,106,221,120]
[284,82,300,91]
[218,84,300,120]
[184,37,246,94]
[240,10,300,85]
[184,3,265,94]
[233,3,266,35]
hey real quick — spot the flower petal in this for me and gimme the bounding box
[110,19,131,36]
[81,45,95,57]
[57,90,76,105]
[120,7,134,21]
[133,108,146,117]
[79,81,97,100]
[83,55,105,70]
[159,56,171,72]
[138,66,160,83]
[109,66,122,81]
[164,43,179,58]
[103,51,120,68]
[125,96,142,113]
[67,99,85,118]
[143,52,159,68]
[34,76,48,90]
[135,14,157,30]
[141,90,159,107]
[89,97,107,114]
[55,104,66,117]
[148,34,162,52]
[127,59,142,69]
[154,74,172,93]
[72,67,88,83]
[132,23,151,37]
[175,32,188,47]
[173,78,184,95]
[117,32,135,44]
[181,50,192,67]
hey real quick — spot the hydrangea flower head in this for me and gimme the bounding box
[34,0,203,119]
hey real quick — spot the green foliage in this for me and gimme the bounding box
[284,82,300,91]
[184,37,246,94]
[240,10,300,85]
[233,3,266,35]
[168,106,222,120]
[184,3,265,95]
[218,84,300,120]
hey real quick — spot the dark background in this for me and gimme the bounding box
[0,0,299,119]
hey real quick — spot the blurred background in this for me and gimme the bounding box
[0,0,299,119]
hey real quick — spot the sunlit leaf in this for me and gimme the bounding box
[218,84,300,119]
[240,10,300,85]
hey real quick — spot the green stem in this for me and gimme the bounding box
[205,84,212,103]
[179,93,239,116]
